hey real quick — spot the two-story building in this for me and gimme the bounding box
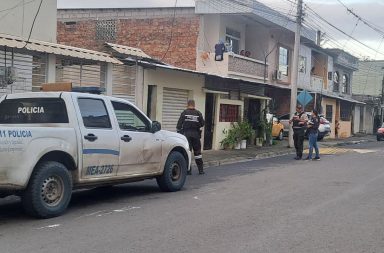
[0,0,122,97]
[352,60,384,133]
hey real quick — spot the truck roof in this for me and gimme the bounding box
[2,91,106,100]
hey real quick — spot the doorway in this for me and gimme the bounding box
[204,93,215,150]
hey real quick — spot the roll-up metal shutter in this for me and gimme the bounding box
[0,49,46,95]
[56,61,105,88]
[112,64,136,103]
[162,88,188,132]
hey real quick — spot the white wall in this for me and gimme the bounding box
[245,23,270,62]
[353,105,360,134]
[0,0,57,42]
[297,44,311,89]
[142,68,206,124]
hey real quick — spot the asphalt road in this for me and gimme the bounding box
[1,142,384,253]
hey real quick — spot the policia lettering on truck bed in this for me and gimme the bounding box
[0,91,191,218]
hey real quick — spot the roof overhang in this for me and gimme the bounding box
[322,93,366,105]
[105,42,152,59]
[242,93,271,100]
[0,33,122,64]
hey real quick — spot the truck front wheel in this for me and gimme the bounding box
[22,161,72,218]
[156,151,187,192]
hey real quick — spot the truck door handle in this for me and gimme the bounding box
[84,134,98,142]
[121,135,132,142]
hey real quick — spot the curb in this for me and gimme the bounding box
[195,138,375,169]
[198,149,295,169]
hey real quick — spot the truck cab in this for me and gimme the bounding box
[0,92,191,218]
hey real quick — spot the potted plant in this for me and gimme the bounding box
[237,120,253,149]
[220,128,237,150]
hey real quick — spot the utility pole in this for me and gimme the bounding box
[288,0,304,148]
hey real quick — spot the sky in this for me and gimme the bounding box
[57,0,384,60]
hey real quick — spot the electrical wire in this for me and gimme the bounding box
[304,4,384,57]
[22,0,43,48]
[160,0,178,62]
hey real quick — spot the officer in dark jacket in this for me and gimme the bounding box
[177,100,205,175]
[289,104,308,160]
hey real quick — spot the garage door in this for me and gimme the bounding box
[112,64,136,103]
[162,88,189,131]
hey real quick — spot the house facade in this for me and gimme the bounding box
[56,0,362,148]
[352,60,384,133]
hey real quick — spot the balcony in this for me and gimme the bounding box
[197,52,268,82]
[310,75,325,92]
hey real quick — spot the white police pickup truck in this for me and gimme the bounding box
[0,91,191,218]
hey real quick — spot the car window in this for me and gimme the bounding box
[78,98,112,129]
[112,101,150,132]
[0,98,68,124]
[279,114,290,120]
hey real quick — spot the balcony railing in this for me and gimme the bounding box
[310,75,324,91]
[228,54,267,80]
[197,52,268,82]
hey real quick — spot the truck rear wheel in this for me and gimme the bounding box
[157,151,187,192]
[22,161,72,218]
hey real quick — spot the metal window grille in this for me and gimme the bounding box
[96,20,117,41]
[219,104,239,122]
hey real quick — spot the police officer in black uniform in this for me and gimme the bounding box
[290,104,308,160]
[177,100,205,175]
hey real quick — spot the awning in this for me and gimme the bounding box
[242,93,271,100]
[105,42,151,59]
[0,33,122,64]
[322,93,366,105]
[203,88,229,95]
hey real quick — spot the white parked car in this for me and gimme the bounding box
[0,91,191,218]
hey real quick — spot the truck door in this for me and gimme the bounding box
[76,97,120,178]
[111,100,162,176]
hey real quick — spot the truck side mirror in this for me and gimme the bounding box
[151,121,161,133]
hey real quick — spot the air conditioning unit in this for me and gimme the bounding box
[272,69,282,80]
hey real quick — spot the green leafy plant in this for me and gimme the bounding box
[220,127,238,149]
[220,120,253,149]
[237,120,254,140]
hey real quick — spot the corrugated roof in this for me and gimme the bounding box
[105,42,151,59]
[0,33,122,64]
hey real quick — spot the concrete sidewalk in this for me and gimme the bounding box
[199,134,376,168]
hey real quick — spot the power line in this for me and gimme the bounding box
[304,4,384,57]
[160,0,178,62]
[336,0,384,37]
[23,0,43,48]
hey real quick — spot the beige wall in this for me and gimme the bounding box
[338,121,352,138]
[0,0,57,42]
[213,98,244,150]
[322,97,337,139]
[142,67,205,126]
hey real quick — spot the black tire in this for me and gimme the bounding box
[317,136,324,141]
[22,161,72,218]
[377,136,381,141]
[156,151,187,192]
[278,130,284,141]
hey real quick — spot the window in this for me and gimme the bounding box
[219,104,239,122]
[342,74,349,94]
[333,71,340,92]
[78,98,111,129]
[340,102,352,121]
[0,98,68,124]
[112,101,150,132]
[96,20,117,41]
[225,28,240,54]
[279,46,289,76]
[325,105,333,122]
[299,56,306,73]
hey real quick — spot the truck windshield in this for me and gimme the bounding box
[0,98,69,124]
